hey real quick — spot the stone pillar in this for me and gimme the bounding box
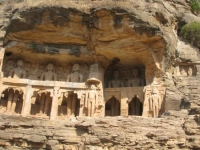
[50,87,59,120]
[0,48,5,72]
[121,90,128,116]
[0,48,5,101]
[21,85,32,117]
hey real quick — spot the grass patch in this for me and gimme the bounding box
[190,0,200,13]
[180,22,200,47]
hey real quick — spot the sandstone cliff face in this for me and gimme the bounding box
[0,111,199,150]
[0,0,200,149]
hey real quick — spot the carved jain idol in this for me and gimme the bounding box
[8,59,26,78]
[67,64,83,82]
[38,63,57,116]
[40,63,57,81]
[149,88,160,117]
[6,60,26,113]
[86,84,98,117]
[128,68,141,87]
[108,70,123,88]
[188,67,193,76]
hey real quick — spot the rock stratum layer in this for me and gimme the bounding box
[0,112,199,150]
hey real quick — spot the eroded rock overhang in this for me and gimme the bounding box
[3,7,169,84]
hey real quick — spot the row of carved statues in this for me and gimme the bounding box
[178,65,195,77]
[1,83,102,117]
[108,69,145,88]
[3,59,145,87]
[4,59,84,82]
[0,85,163,118]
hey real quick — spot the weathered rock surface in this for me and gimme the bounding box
[0,114,198,150]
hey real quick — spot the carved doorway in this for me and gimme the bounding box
[66,93,80,117]
[128,97,143,116]
[0,88,23,114]
[31,91,52,117]
[105,97,120,116]
[58,97,67,116]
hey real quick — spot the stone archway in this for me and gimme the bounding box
[105,97,120,116]
[128,96,143,116]
[0,88,23,114]
[31,90,52,117]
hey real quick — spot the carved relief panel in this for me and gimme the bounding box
[142,86,165,118]
[177,65,197,77]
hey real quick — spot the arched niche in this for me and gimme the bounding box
[105,97,120,116]
[128,96,143,116]
[30,90,52,117]
[0,88,23,114]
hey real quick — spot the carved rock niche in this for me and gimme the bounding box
[177,64,197,77]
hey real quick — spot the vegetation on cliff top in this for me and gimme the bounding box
[180,22,200,47]
[190,0,200,13]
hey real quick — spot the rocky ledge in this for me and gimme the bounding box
[0,110,199,150]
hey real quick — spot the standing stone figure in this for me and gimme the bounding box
[6,60,26,114]
[188,67,193,76]
[67,64,83,82]
[108,70,123,88]
[128,68,141,87]
[79,94,85,116]
[38,63,57,116]
[86,84,98,117]
[180,67,187,76]
[40,63,57,81]
[149,88,160,117]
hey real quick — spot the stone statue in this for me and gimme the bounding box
[149,88,160,117]
[188,67,193,76]
[108,70,123,88]
[6,60,26,114]
[40,63,57,81]
[180,67,187,76]
[67,64,83,82]
[8,59,26,78]
[38,63,57,116]
[128,68,141,87]
[79,94,85,116]
[86,84,98,117]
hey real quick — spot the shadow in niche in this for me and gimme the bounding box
[0,88,23,114]
[105,97,120,116]
[128,97,143,116]
[31,91,52,117]
[58,98,67,116]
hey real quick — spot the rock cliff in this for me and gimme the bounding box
[0,0,200,149]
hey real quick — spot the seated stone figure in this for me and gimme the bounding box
[128,68,141,87]
[8,59,26,78]
[6,60,26,114]
[38,63,57,116]
[67,64,83,82]
[108,70,123,88]
[40,63,57,81]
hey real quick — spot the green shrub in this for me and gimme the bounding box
[180,22,200,46]
[190,0,200,13]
